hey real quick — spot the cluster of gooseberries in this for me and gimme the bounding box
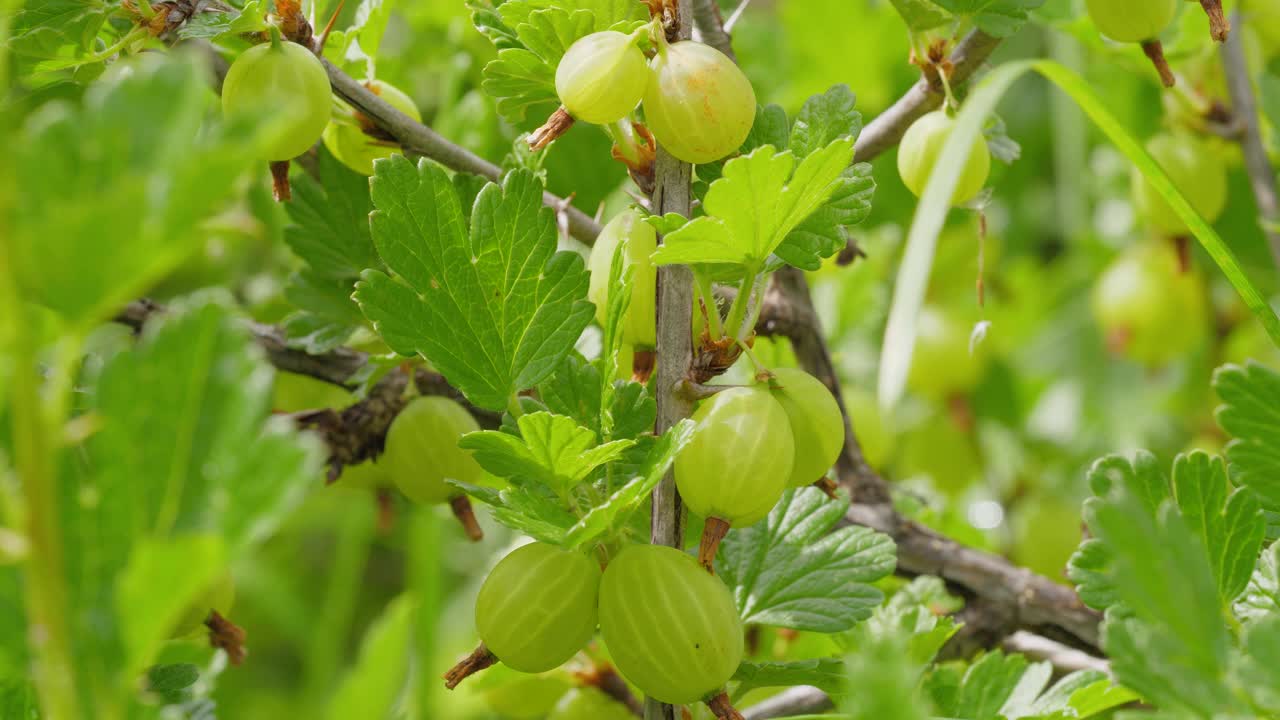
[553,25,756,164]
[221,26,418,179]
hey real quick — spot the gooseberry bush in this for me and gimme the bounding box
[4,0,1280,719]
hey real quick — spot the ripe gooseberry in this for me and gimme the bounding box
[1131,132,1228,236]
[1083,0,1178,85]
[470,543,601,675]
[675,386,793,528]
[642,40,756,164]
[222,32,331,161]
[548,688,636,720]
[383,396,486,504]
[555,30,649,124]
[170,572,235,638]
[764,368,844,488]
[588,209,658,348]
[322,79,421,175]
[906,305,988,402]
[1090,241,1207,366]
[382,396,492,540]
[598,545,743,705]
[897,110,991,207]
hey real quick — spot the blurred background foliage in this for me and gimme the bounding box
[9,0,1280,717]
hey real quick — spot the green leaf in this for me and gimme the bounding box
[773,164,875,271]
[1215,362,1280,514]
[144,663,200,705]
[1237,616,1280,714]
[1069,451,1262,612]
[177,0,267,40]
[515,8,596,65]
[460,412,634,495]
[11,52,259,331]
[732,658,847,697]
[652,139,857,273]
[841,629,932,720]
[355,159,595,411]
[718,488,896,632]
[58,298,321,714]
[1236,542,1280,625]
[841,576,960,668]
[115,535,226,677]
[928,651,1034,720]
[481,48,558,124]
[538,353,603,434]
[562,419,695,548]
[496,0,648,30]
[878,60,1280,410]
[931,0,1045,37]
[886,0,953,31]
[790,84,863,160]
[325,594,415,720]
[449,480,577,544]
[1020,671,1137,719]
[606,381,655,440]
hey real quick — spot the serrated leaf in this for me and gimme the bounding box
[497,0,648,29]
[886,0,953,31]
[790,84,862,160]
[652,139,857,273]
[11,53,258,330]
[449,480,577,544]
[732,658,846,697]
[515,8,596,65]
[773,163,875,271]
[931,0,1045,37]
[718,488,896,632]
[840,576,960,668]
[481,48,559,123]
[562,419,695,548]
[538,353,603,433]
[1068,451,1263,612]
[606,381,655,440]
[355,159,595,411]
[177,0,267,39]
[1021,671,1136,719]
[1215,362,1280,513]
[1237,616,1280,714]
[460,412,634,495]
[1236,542,1280,624]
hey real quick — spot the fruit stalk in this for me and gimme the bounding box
[269,160,292,202]
[1199,0,1230,42]
[529,107,576,151]
[1140,40,1176,88]
[449,495,484,542]
[705,692,744,720]
[443,644,498,689]
[698,517,731,573]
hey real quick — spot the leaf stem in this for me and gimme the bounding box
[506,394,525,419]
[723,269,758,343]
[692,270,723,339]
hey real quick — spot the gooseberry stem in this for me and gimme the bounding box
[1140,39,1176,88]
[724,269,758,343]
[449,496,484,542]
[443,643,498,689]
[698,517,731,573]
[268,24,284,50]
[706,691,745,720]
[1198,0,1230,43]
[693,271,724,339]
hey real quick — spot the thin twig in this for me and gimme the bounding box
[647,0,695,715]
[1002,631,1112,675]
[741,686,834,720]
[853,30,1001,163]
[1219,9,1280,269]
[691,0,735,60]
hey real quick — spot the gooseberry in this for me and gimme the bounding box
[1090,242,1208,366]
[765,367,844,488]
[1131,132,1228,236]
[897,110,991,207]
[322,79,421,175]
[382,396,486,505]
[642,40,756,164]
[588,209,658,348]
[548,688,636,720]
[598,544,743,705]
[474,543,601,674]
[906,305,988,402]
[675,386,794,528]
[1084,0,1178,43]
[222,34,331,162]
[555,31,649,124]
